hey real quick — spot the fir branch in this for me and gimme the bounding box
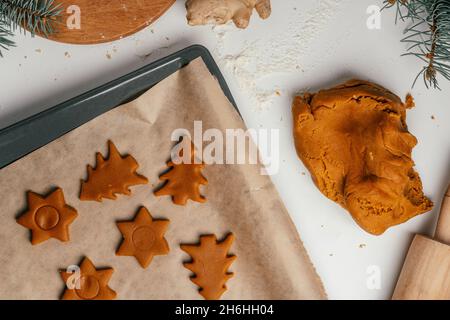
[0,0,62,56]
[0,17,15,57]
[385,0,450,89]
[1,0,62,35]
[384,0,409,22]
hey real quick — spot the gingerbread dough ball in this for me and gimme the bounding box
[292,80,433,235]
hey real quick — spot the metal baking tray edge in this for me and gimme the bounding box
[0,44,239,169]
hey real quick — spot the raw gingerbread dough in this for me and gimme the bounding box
[116,207,170,268]
[80,140,148,202]
[60,257,116,300]
[181,233,236,300]
[154,138,207,205]
[17,188,78,245]
[292,80,433,235]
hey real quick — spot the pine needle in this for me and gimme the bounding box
[0,17,15,57]
[385,0,450,89]
[0,0,62,56]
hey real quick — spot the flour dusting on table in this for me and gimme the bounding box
[213,0,344,110]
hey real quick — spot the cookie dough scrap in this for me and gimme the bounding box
[292,80,433,235]
[155,138,207,205]
[116,207,170,268]
[17,188,78,245]
[80,140,148,202]
[181,233,236,300]
[60,257,116,300]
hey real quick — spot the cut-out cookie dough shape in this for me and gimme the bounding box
[155,138,207,205]
[17,188,78,245]
[181,233,236,300]
[60,257,116,300]
[80,140,148,202]
[116,207,170,268]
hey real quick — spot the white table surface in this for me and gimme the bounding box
[0,0,449,300]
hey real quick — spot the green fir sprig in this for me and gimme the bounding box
[385,0,450,89]
[0,17,15,56]
[0,0,62,57]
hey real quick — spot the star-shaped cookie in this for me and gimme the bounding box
[60,257,117,300]
[116,207,170,268]
[17,188,78,245]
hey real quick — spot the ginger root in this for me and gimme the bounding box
[292,80,433,235]
[186,0,271,29]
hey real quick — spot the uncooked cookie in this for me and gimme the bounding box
[181,233,236,300]
[116,207,170,268]
[80,140,148,202]
[60,257,116,300]
[17,188,78,245]
[292,80,433,235]
[154,137,207,205]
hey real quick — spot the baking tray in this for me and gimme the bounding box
[0,45,238,169]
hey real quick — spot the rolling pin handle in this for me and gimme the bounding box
[434,184,450,244]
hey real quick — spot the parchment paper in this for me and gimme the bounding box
[0,58,326,299]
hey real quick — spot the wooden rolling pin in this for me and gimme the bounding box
[392,184,450,299]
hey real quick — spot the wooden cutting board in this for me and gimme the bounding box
[44,0,175,44]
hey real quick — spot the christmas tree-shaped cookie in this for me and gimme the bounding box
[181,233,236,300]
[80,141,148,202]
[154,138,207,205]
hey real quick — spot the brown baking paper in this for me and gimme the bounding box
[0,58,326,299]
